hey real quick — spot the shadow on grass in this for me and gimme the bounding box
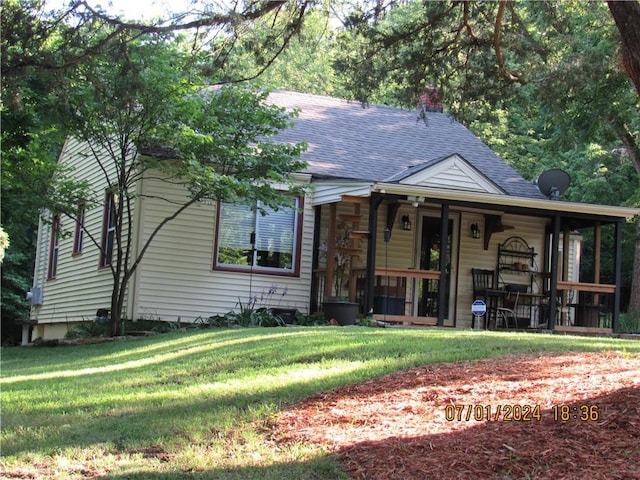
[3,329,639,461]
[98,454,350,480]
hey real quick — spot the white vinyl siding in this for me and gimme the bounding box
[311,183,372,206]
[399,154,503,194]
[31,137,133,326]
[132,176,314,322]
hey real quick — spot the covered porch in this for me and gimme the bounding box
[310,184,637,333]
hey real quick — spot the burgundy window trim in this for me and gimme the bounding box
[72,202,85,255]
[213,196,304,277]
[47,215,60,279]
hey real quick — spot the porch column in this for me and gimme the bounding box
[365,193,384,315]
[324,203,337,299]
[310,205,322,312]
[548,214,561,330]
[437,203,449,327]
[612,219,623,333]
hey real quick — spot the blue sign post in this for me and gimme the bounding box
[471,300,487,330]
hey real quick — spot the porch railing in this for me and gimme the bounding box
[313,267,442,326]
[373,268,441,325]
[313,267,368,313]
[553,281,616,331]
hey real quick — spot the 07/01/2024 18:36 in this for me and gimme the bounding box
[444,404,600,422]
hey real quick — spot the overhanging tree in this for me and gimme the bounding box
[1,0,310,341]
[52,36,307,336]
[332,0,640,312]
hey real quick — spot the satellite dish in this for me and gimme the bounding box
[537,169,570,200]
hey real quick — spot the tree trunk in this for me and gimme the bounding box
[610,120,640,314]
[628,221,640,314]
[608,0,640,95]
[110,279,122,336]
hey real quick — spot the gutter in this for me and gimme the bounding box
[371,182,639,220]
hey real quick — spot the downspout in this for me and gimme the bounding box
[437,203,449,327]
[365,193,384,315]
[548,214,562,330]
[612,219,623,333]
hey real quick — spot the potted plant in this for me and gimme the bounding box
[320,222,360,326]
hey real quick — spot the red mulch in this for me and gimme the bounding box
[269,351,640,480]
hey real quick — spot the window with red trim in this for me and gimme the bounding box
[73,202,85,255]
[214,198,302,275]
[100,192,116,267]
[48,215,60,279]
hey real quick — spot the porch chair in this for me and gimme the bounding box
[496,291,520,328]
[471,268,495,329]
[557,290,575,326]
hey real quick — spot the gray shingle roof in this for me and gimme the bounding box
[269,90,545,199]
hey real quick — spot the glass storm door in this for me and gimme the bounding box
[415,213,458,325]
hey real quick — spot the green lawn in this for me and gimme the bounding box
[2,327,639,479]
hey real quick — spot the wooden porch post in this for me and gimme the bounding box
[310,205,322,312]
[437,203,449,327]
[365,193,384,315]
[325,203,337,298]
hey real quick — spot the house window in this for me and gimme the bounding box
[215,198,302,275]
[73,202,85,255]
[100,192,116,268]
[48,215,60,279]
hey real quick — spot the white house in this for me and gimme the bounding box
[27,90,638,342]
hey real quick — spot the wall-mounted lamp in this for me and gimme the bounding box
[402,215,412,231]
[470,223,481,239]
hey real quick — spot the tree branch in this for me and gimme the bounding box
[493,0,526,84]
[76,0,288,32]
[607,0,640,96]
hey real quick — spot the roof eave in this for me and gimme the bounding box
[372,182,639,220]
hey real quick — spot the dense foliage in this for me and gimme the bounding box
[1,1,309,342]
[2,0,639,343]
[330,0,640,306]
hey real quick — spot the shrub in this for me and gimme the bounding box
[65,319,110,339]
[619,312,640,334]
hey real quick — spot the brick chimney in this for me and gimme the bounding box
[418,86,443,113]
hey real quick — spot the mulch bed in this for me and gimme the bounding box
[269,351,640,480]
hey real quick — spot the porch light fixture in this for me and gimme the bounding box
[402,215,412,231]
[470,223,481,239]
[409,196,425,208]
